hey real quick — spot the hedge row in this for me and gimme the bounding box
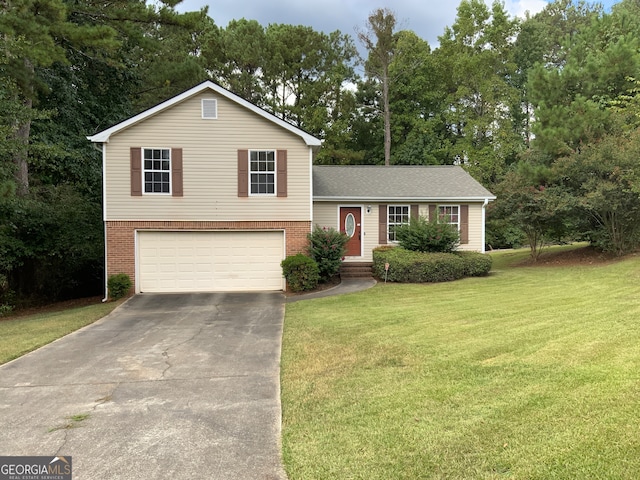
[372,247,492,283]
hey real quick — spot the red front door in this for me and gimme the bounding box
[340,207,362,257]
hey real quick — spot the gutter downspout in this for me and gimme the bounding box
[92,142,109,302]
[481,198,489,253]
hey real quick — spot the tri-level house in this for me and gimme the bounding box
[88,81,495,294]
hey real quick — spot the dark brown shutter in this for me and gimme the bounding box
[238,149,248,197]
[460,204,469,244]
[378,204,388,244]
[131,147,142,196]
[428,204,436,221]
[171,148,183,197]
[411,204,419,220]
[277,149,287,197]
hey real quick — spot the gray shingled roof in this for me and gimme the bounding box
[313,165,495,201]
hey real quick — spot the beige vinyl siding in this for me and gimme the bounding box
[457,203,483,252]
[312,202,380,262]
[105,91,311,221]
[313,202,486,261]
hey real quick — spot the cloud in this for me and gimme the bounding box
[176,0,551,47]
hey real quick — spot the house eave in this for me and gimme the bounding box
[313,196,497,203]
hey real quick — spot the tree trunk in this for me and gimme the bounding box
[13,98,31,196]
[13,58,34,196]
[383,69,391,166]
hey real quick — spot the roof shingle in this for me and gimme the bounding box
[313,165,495,201]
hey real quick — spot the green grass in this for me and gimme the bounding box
[281,245,640,479]
[0,301,121,365]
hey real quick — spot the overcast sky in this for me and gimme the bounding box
[175,0,618,48]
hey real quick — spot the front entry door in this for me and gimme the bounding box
[340,207,362,257]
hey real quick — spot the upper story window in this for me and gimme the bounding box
[143,148,171,194]
[250,150,275,195]
[388,205,410,242]
[438,205,460,230]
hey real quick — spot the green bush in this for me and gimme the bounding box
[307,225,349,281]
[373,247,491,283]
[457,251,493,277]
[395,215,460,253]
[281,254,320,292]
[108,273,132,300]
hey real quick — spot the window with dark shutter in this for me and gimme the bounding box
[378,204,387,244]
[238,150,249,197]
[460,205,469,244]
[142,148,171,194]
[171,148,183,197]
[277,150,287,197]
[130,147,142,196]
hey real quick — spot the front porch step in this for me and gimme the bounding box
[340,262,374,278]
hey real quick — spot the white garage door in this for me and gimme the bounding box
[138,231,284,293]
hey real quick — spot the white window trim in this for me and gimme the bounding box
[248,149,277,196]
[438,204,460,230]
[142,147,172,196]
[201,98,218,119]
[387,204,410,243]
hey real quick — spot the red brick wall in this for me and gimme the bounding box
[106,220,312,291]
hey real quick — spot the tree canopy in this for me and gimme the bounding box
[3,0,640,308]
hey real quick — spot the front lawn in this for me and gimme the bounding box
[0,300,121,365]
[281,245,640,479]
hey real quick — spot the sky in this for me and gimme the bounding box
[174,0,619,48]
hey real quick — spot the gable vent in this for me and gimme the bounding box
[201,99,217,119]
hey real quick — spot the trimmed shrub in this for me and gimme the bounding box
[395,215,460,253]
[108,273,132,300]
[281,254,320,292]
[373,247,491,283]
[307,225,349,281]
[457,251,493,277]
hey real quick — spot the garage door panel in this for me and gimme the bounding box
[138,231,284,293]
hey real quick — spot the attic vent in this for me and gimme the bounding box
[202,99,217,119]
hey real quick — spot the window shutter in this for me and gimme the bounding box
[460,204,469,244]
[378,204,387,244]
[130,147,142,196]
[277,150,287,197]
[238,150,248,197]
[171,148,183,197]
[428,204,436,221]
[411,204,419,220]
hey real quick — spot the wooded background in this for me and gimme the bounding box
[3,0,640,306]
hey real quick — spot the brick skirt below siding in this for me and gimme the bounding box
[106,220,311,292]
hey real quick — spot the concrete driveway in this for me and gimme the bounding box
[0,292,287,480]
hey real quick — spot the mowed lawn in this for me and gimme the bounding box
[281,246,640,479]
[0,301,121,365]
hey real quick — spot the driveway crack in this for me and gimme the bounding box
[161,327,203,379]
[54,428,70,457]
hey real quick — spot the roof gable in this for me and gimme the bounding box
[313,165,495,201]
[87,81,322,146]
